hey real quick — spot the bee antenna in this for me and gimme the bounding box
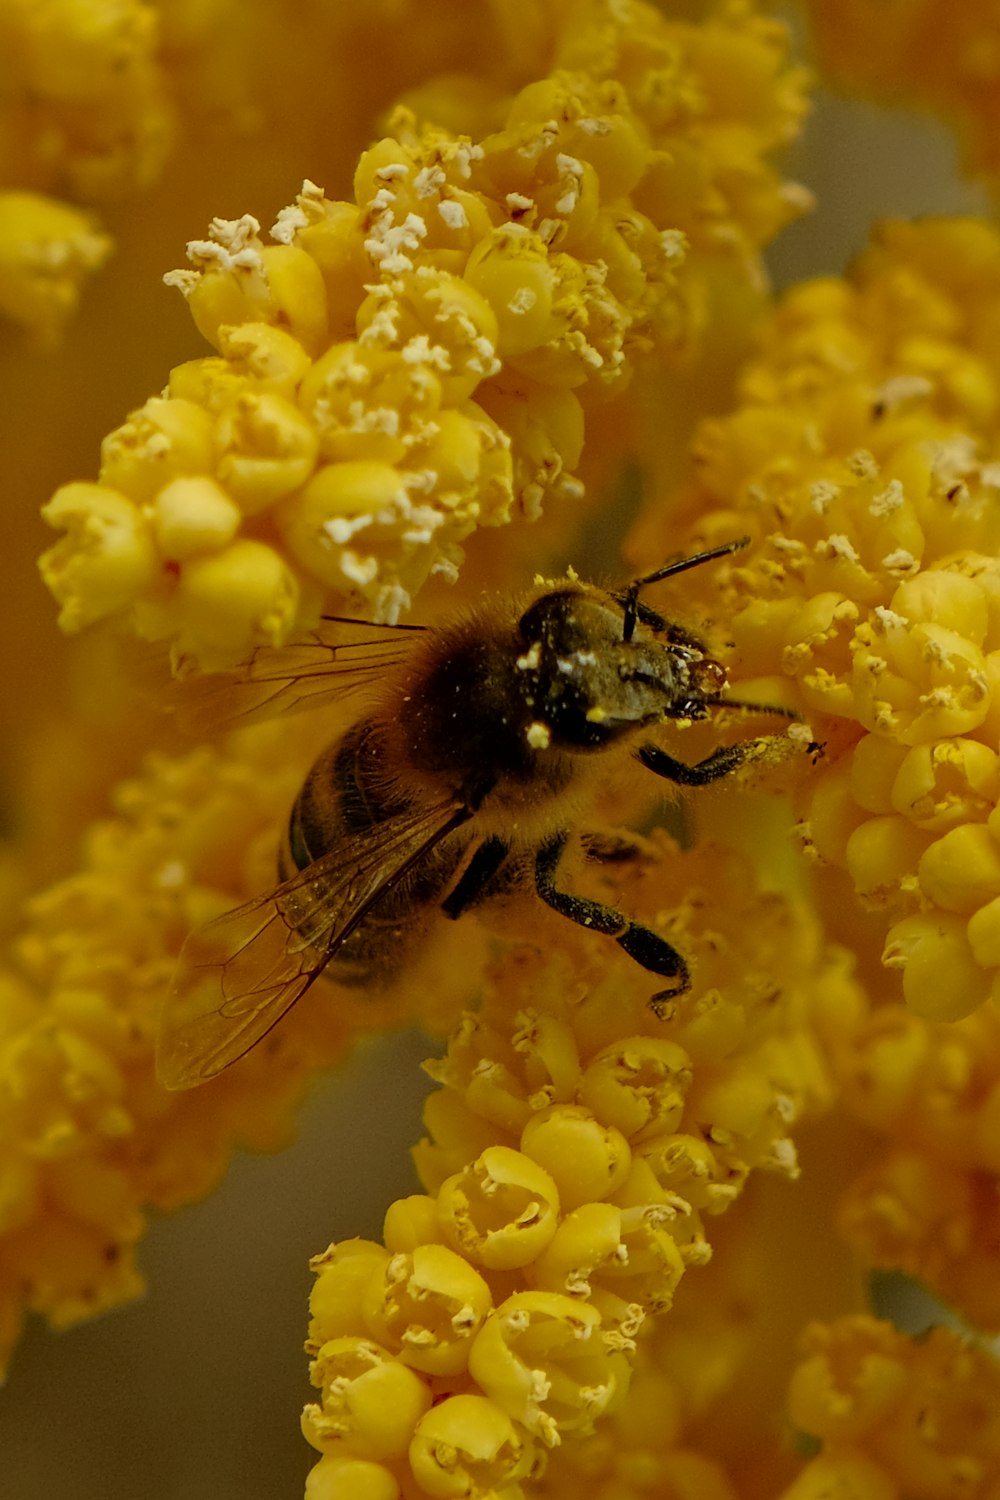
[621,536,751,643]
[709,696,803,722]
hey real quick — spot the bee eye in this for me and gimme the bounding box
[518,590,583,649]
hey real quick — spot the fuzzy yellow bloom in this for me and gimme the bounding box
[815,985,1000,1330]
[39,0,810,666]
[300,837,850,1495]
[0,722,390,1374]
[0,191,112,342]
[630,217,1000,1023]
[782,1316,1000,1499]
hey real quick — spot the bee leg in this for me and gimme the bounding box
[534,833,690,1000]
[637,737,778,786]
[441,835,510,920]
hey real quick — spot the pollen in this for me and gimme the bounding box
[526,721,552,750]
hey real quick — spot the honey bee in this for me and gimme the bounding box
[158,537,795,1089]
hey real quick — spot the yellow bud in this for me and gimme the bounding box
[40,484,159,631]
[892,571,989,647]
[883,913,987,1020]
[520,1105,631,1210]
[361,1243,493,1377]
[409,1393,531,1499]
[967,897,1000,968]
[382,1196,441,1254]
[100,397,216,501]
[0,190,112,341]
[918,824,1000,913]
[305,1454,400,1500]
[151,477,241,560]
[464,228,556,358]
[258,244,329,355]
[892,739,1000,832]
[217,322,312,394]
[214,391,319,512]
[303,1337,431,1461]
[531,1202,625,1297]
[308,1241,390,1347]
[803,759,868,867]
[845,815,930,902]
[437,1146,560,1271]
[356,268,499,405]
[277,460,407,589]
[578,1038,692,1143]
[850,734,908,815]
[175,538,299,658]
[469,1290,622,1443]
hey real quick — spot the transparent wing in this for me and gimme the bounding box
[168,617,426,735]
[157,797,467,1089]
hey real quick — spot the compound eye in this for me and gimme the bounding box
[517,590,585,650]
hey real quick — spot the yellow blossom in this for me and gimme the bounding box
[630,216,1000,1022]
[783,1316,1000,1499]
[300,837,847,1496]
[38,0,810,665]
[0,191,112,342]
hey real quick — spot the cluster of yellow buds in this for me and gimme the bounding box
[816,979,1000,1330]
[38,0,809,668]
[784,1316,1000,1499]
[300,838,845,1497]
[629,217,1000,1024]
[0,721,366,1374]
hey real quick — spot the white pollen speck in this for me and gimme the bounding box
[517,643,542,671]
[437,199,469,230]
[526,721,552,750]
[816,533,860,564]
[882,548,920,575]
[809,480,840,513]
[869,479,905,516]
[508,286,537,315]
[847,449,879,479]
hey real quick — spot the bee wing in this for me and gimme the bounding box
[168,617,426,735]
[157,798,468,1090]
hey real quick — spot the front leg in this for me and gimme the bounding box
[637,736,783,787]
[534,832,690,1006]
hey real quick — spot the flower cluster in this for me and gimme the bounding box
[300,838,845,1497]
[784,1316,1000,1500]
[0,0,167,340]
[0,722,373,1376]
[39,0,809,667]
[803,0,1000,190]
[629,217,1000,1023]
[816,981,1000,1331]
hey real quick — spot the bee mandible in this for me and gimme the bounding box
[158,537,795,1089]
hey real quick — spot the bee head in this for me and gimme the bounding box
[516,586,722,749]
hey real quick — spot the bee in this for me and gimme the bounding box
[158,537,796,1089]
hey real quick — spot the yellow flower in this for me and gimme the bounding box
[629,217,1000,1022]
[300,837,848,1495]
[783,1316,1000,1499]
[38,0,810,666]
